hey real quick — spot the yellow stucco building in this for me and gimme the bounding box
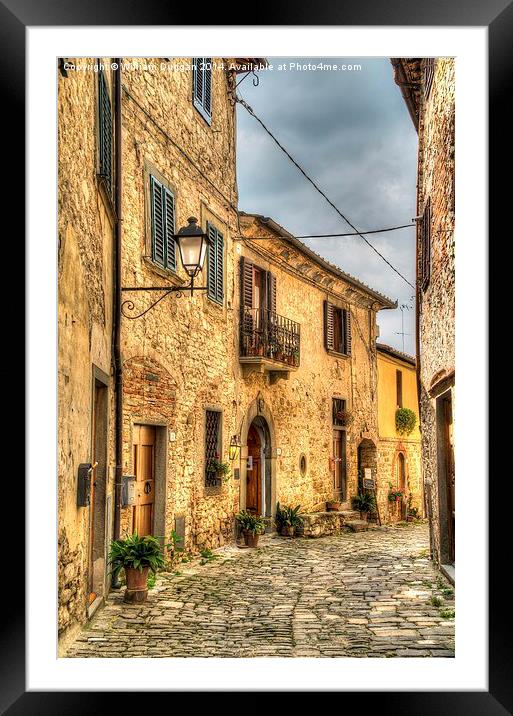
[376,343,423,523]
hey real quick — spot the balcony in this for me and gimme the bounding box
[240,307,301,381]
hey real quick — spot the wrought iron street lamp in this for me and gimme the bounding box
[121,217,211,319]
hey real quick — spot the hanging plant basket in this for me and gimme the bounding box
[335,409,354,427]
[395,408,417,436]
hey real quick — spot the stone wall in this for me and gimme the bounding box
[58,58,116,650]
[377,438,423,523]
[416,59,455,564]
[119,58,240,551]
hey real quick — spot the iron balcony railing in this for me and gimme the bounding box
[240,307,301,368]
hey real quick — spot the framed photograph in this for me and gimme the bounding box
[7,0,507,709]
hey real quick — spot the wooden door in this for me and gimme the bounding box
[132,425,156,536]
[444,397,455,562]
[88,386,99,603]
[398,453,407,520]
[333,430,346,500]
[246,425,262,514]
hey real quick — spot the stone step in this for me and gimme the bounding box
[343,520,370,533]
[339,510,361,521]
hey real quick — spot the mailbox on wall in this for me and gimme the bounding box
[121,475,137,507]
[77,463,94,507]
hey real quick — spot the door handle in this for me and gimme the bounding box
[144,482,152,494]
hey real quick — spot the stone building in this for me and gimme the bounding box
[237,214,396,519]
[376,343,422,524]
[391,58,455,577]
[118,57,245,551]
[58,58,118,651]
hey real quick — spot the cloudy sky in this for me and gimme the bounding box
[236,57,418,356]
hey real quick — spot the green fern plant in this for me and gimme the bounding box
[108,532,166,577]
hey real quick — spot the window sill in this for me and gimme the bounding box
[327,349,351,360]
[193,99,212,127]
[142,256,183,285]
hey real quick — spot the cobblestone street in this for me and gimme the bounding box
[67,523,454,658]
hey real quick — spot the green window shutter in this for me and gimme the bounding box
[207,223,217,299]
[163,186,176,270]
[204,60,212,117]
[98,69,113,195]
[207,224,224,303]
[215,230,224,303]
[193,58,203,106]
[192,57,212,125]
[150,175,165,266]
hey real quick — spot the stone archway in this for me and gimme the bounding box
[240,397,276,519]
[357,438,378,494]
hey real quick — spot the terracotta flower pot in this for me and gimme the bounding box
[326,501,342,512]
[243,531,260,547]
[360,511,369,521]
[281,525,295,537]
[124,566,150,603]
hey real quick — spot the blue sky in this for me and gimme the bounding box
[236,57,418,356]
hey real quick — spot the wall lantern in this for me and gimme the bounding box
[229,435,241,461]
[121,216,211,319]
[174,217,210,280]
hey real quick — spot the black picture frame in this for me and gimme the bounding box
[5,0,506,711]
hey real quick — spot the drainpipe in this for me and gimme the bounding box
[113,59,123,550]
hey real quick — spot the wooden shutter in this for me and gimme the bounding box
[424,58,435,99]
[98,69,113,195]
[215,230,224,302]
[241,256,254,309]
[324,301,335,351]
[267,272,277,315]
[150,176,165,266]
[163,186,176,270]
[344,309,352,355]
[421,198,431,290]
[396,369,403,408]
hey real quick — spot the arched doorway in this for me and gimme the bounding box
[245,416,272,517]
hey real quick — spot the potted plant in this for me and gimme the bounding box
[235,510,266,547]
[335,409,354,427]
[108,532,166,604]
[351,492,375,521]
[206,453,230,483]
[275,502,303,537]
[388,482,404,504]
[326,498,343,511]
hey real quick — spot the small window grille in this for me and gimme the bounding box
[205,410,221,487]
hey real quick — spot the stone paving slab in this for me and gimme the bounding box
[66,523,454,658]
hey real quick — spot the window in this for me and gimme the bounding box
[420,198,431,290]
[149,175,176,271]
[205,410,222,487]
[299,454,307,477]
[332,398,347,426]
[207,222,224,304]
[192,58,212,125]
[98,68,113,196]
[424,58,435,99]
[396,370,403,408]
[324,302,352,356]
